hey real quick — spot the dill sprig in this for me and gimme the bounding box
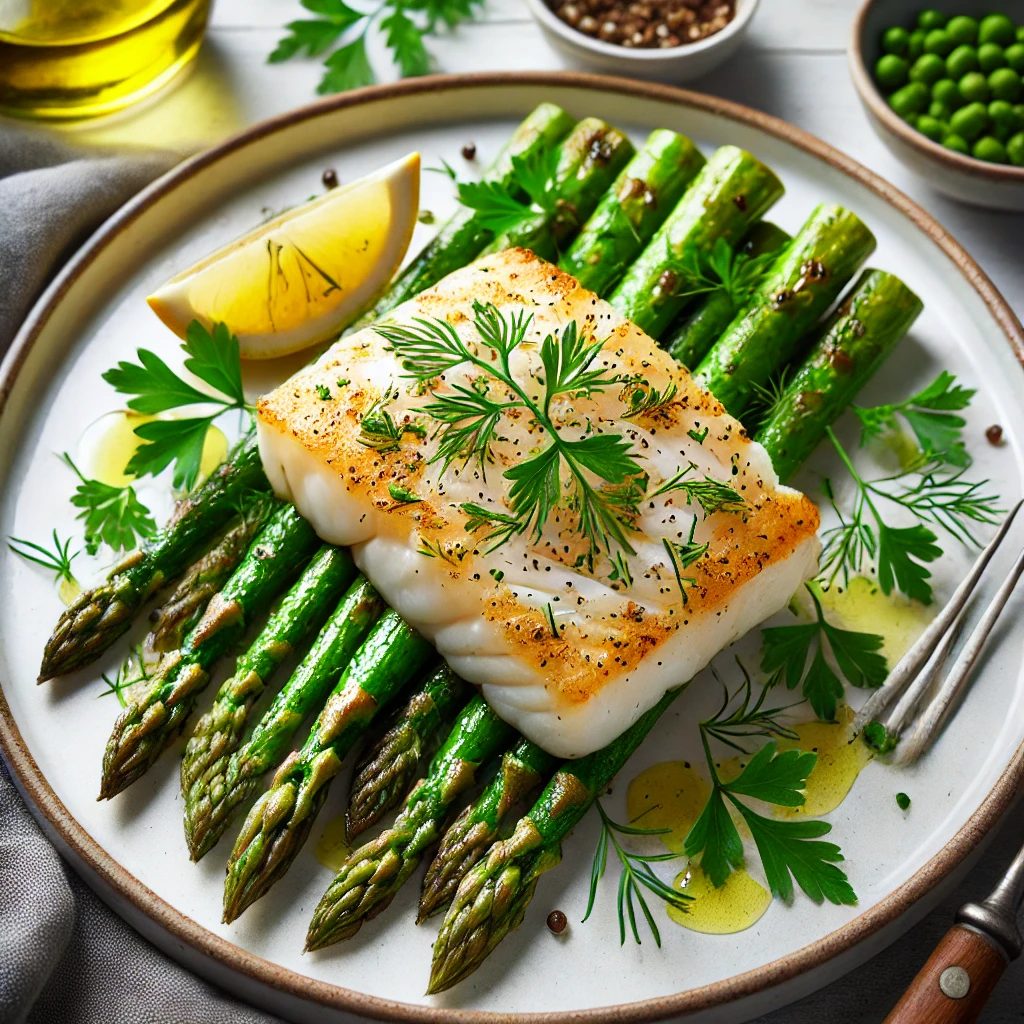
[648,462,746,516]
[583,800,691,947]
[8,530,78,584]
[702,659,802,754]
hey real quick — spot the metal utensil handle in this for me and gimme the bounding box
[883,925,1008,1024]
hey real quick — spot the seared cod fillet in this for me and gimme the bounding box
[257,248,820,757]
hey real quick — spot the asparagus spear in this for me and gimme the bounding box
[609,145,785,339]
[185,575,385,860]
[305,692,516,949]
[39,432,271,681]
[664,221,791,369]
[479,118,636,260]
[694,203,877,418]
[99,504,319,799]
[428,686,683,993]
[755,270,924,483]
[142,498,273,662]
[355,103,576,328]
[558,129,706,296]
[222,610,435,922]
[418,737,556,922]
[346,666,470,841]
[181,546,357,850]
[425,267,923,992]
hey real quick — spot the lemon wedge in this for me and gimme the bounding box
[147,152,420,360]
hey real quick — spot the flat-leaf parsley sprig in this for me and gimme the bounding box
[102,320,251,490]
[760,581,887,721]
[269,0,485,96]
[583,800,691,947]
[660,236,776,304]
[683,680,857,906]
[61,454,156,555]
[376,301,647,563]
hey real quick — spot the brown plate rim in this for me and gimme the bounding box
[2,70,1024,1024]
[848,0,1024,184]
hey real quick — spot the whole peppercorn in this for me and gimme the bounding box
[986,424,1004,446]
[461,142,477,160]
[321,168,339,189]
[547,909,568,934]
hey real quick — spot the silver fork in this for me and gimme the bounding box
[853,498,1024,764]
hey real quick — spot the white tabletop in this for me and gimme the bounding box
[64,1,1024,1020]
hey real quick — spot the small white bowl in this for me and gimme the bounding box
[850,0,1024,210]
[523,0,760,83]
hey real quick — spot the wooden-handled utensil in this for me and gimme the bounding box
[884,819,1024,1022]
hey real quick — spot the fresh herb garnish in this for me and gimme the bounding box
[895,792,911,811]
[702,659,801,754]
[684,683,857,905]
[316,384,332,400]
[62,454,157,555]
[583,800,691,946]
[357,390,406,453]
[387,482,421,504]
[377,302,647,564]
[98,646,151,707]
[269,0,484,95]
[761,582,887,721]
[819,427,1000,604]
[8,530,78,584]
[620,378,678,419]
[102,320,250,490]
[853,371,975,468]
[648,462,746,516]
[660,518,708,605]
[660,237,776,303]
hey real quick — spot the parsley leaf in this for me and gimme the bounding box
[684,786,744,887]
[318,35,375,93]
[876,522,941,606]
[127,417,214,491]
[450,148,560,235]
[381,6,430,76]
[183,320,245,406]
[723,742,817,807]
[62,454,156,554]
[761,582,886,721]
[853,371,975,468]
[103,349,210,414]
[269,0,363,62]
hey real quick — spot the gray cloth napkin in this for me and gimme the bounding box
[1,121,1022,1024]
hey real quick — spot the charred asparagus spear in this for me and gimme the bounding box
[609,145,786,338]
[181,545,358,853]
[39,432,271,681]
[559,129,706,296]
[346,667,470,841]
[185,574,385,860]
[418,738,557,921]
[99,504,319,799]
[222,610,435,922]
[306,692,516,948]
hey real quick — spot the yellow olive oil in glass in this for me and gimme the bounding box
[0,0,211,120]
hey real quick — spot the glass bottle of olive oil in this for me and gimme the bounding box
[0,0,211,121]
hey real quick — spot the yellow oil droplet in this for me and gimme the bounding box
[669,863,771,935]
[80,412,229,488]
[817,576,933,665]
[58,577,81,606]
[775,704,873,818]
[314,815,351,873]
[626,761,710,853]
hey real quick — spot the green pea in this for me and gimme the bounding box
[923,28,953,56]
[932,77,964,109]
[973,135,1008,162]
[916,114,945,141]
[928,99,952,120]
[945,44,978,80]
[889,80,930,117]
[942,133,970,154]
[946,15,978,46]
[910,52,947,85]
[1007,131,1024,165]
[1006,43,1024,74]
[959,71,991,103]
[918,10,946,31]
[882,26,911,56]
[978,42,1007,73]
[950,101,990,140]
[979,13,1016,47]
[990,67,1021,102]
[1013,103,1024,129]
[989,99,1017,139]
[904,112,920,127]
[875,53,910,90]
[908,29,927,60]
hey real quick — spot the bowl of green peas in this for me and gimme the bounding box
[851,2,1024,209]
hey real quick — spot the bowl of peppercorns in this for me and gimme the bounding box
[523,0,760,82]
[851,1,1024,209]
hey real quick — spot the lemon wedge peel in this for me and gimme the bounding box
[147,152,420,360]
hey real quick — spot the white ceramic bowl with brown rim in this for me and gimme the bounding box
[523,0,760,82]
[850,0,1024,210]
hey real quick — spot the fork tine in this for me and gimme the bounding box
[853,498,1024,732]
[895,544,1024,764]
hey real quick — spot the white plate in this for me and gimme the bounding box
[2,74,1024,1024]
